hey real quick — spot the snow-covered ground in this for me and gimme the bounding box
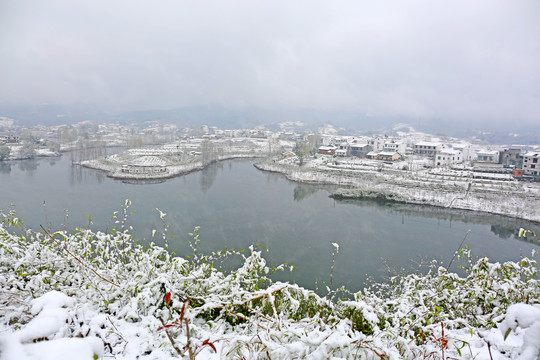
[80,138,272,180]
[255,156,540,223]
[0,206,539,360]
[4,145,61,160]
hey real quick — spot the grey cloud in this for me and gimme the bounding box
[0,0,539,126]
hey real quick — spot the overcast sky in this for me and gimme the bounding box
[1,0,539,125]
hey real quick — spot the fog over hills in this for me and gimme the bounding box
[1,103,538,145]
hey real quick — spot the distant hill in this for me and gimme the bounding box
[1,103,537,145]
[0,104,112,126]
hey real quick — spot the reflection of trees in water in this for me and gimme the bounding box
[292,184,338,202]
[490,224,514,239]
[335,198,540,244]
[0,162,11,174]
[265,172,283,184]
[70,164,107,185]
[70,163,85,186]
[293,184,318,202]
[200,162,222,192]
[18,159,39,175]
[95,169,106,184]
[45,158,58,167]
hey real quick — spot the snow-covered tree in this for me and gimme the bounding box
[0,145,10,161]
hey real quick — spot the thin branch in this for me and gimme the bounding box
[159,318,183,356]
[446,229,471,272]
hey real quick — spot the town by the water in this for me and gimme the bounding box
[1,117,539,222]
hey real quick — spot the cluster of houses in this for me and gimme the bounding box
[315,135,540,177]
[0,135,20,144]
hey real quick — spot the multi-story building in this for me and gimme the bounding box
[367,137,385,152]
[383,140,406,154]
[451,143,476,162]
[476,150,499,164]
[335,142,350,157]
[414,142,443,157]
[499,147,523,168]
[522,152,540,176]
[350,143,372,157]
[435,149,463,167]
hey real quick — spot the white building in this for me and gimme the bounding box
[451,143,476,162]
[368,137,385,152]
[435,149,463,167]
[383,140,406,154]
[522,152,540,176]
[335,142,350,157]
[414,142,443,157]
[476,150,499,164]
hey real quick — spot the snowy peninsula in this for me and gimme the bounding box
[254,156,540,223]
[80,137,270,180]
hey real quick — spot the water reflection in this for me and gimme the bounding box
[44,157,59,167]
[335,198,540,245]
[17,159,39,175]
[0,162,11,174]
[200,162,222,192]
[293,184,326,202]
[69,163,85,186]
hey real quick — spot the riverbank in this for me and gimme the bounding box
[254,157,540,223]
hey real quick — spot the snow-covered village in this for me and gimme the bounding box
[2,119,540,221]
[2,1,540,359]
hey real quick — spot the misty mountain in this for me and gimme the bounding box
[0,104,112,126]
[1,103,538,145]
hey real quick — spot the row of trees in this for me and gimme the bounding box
[0,143,36,161]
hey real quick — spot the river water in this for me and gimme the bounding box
[1,155,539,293]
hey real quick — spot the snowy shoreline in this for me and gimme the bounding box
[254,159,540,223]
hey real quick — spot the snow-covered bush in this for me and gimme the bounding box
[0,204,539,359]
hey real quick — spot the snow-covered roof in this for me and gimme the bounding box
[378,151,400,156]
[350,143,369,148]
[477,150,499,156]
[524,152,540,157]
[451,143,471,149]
[129,156,171,167]
[415,141,442,147]
[439,149,461,155]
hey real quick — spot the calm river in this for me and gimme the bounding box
[1,155,539,293]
